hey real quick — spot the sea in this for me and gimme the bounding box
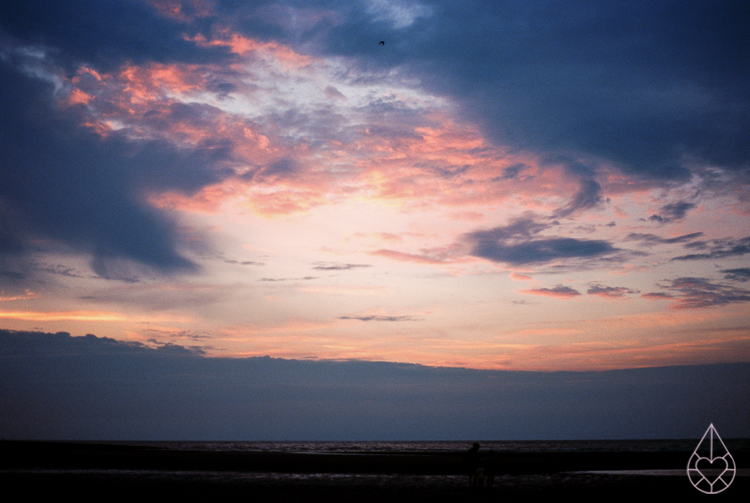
[3,440,747,497]
[107,438,750,454]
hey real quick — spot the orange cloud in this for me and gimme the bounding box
[0,310,128,322]
[188,32,314,67]
[0,310,190,323]
[520,285,581,299]
[370,249,448,265]
[146,0,213,22]
[0,290,38,302]
[510,272,533,281]
[65,88,93,106]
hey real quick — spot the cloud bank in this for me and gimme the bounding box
[2,330,748,440]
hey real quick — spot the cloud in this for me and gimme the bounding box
[339,315,417,322]
[587,285,639,299]
[0,289,37,302]
[35,264,86,278]
[0,56,232,276]
[647,201,697,223]
[625,232,704,246]
[324,85,346,100]
[315,1,750,182]
[672,236,750,261]
[260,276,317,282]
[521,285,581,299]
[0,0,230,71]
[660,201,697,221]
[543,157,603,218]
[312,263,372,271]
[509,272,532,282]
[2,329,748,440]
[553,178,603,218]
[497,163,527,180]
[722,268,750,282]
[465,218,618,266]
[645,277,750,309]
[365,0,433,29]
[223,259,264,266]
[370,249,448,265]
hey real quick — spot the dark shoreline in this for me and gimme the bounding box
[0,440,695,474]
[1,441,745,501]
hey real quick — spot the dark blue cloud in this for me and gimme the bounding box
[672,236,750,261]
[8,1,744,185]
[0,61,232,274]
[465,218,617,265]
[306,0,750,181]
[722,268,750,282]
[660,202,696,221]
[2,329,748,440]
[625,232,704,246]
[647,201,698,223]
[0,0,230,70]
[651,277,750,308]
[497,163,527,180]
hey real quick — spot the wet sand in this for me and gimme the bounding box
[0,441,744,501]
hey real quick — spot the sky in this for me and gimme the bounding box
[1,0,749,376]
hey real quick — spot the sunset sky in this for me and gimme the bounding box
[1,0,750,372]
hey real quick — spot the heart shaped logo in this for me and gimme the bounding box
[687,424,736,494]
[695,456,728,483]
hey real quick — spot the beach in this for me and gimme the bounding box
[1,441,744,501]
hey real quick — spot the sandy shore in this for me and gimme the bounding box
[0,441,744,501]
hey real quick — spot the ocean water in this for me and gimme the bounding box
[3,439,747,496]
[110,438,750,455]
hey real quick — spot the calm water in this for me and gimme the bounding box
[3,439,747,494]
[110,439,750,454]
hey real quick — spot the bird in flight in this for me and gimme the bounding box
[379,41,385,46]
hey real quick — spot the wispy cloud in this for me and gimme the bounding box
[646,201,697,223]
[587,285,639,299]
[645,277,750,309]
[0,290,37,302]
[339,315,418,322]
[312,262,372,271]
[722,268,750,282]
[370,249,449,265]
[625,232,704,246]
[672,236,750,261]
[520,285,581,299]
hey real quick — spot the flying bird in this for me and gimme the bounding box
[379,41,384,46]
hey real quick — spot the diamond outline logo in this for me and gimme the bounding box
[687,423,736,494]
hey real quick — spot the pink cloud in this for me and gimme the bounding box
[145,0,213,22]
[370,249,448,265]
[510,272,533,281]
[0,290,38,302]
[520,285,581,299]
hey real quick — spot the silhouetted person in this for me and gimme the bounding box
[464,442,481,486]
[484,450,497,487]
